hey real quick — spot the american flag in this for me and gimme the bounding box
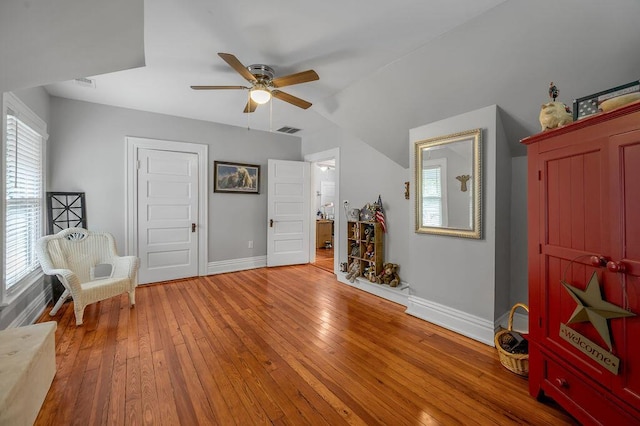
[375,195,386,233]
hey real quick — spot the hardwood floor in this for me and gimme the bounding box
[35,265,576,425]
[313,247,334,273]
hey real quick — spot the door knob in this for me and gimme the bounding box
[270,219,274,228]
[607,260,625,273]
[191,223,196,233]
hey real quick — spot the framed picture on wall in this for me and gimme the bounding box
[213,161,260,194]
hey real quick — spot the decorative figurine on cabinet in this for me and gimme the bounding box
[539,82,573,131]
[548,82,559,101]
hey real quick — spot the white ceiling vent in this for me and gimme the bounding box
[73,77,96,88]
[277,126,301,134]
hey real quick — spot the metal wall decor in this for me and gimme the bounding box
[46,192,87,234]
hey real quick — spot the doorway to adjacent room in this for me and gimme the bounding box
[312,159,335,272]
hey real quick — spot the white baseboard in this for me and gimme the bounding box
[207,256,267,275]
[405,295,495,346]
[9,285,51,328]
[337,273,410,306]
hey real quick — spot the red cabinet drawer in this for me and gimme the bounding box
[543,356,637,425]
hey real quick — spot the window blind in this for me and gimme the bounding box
[422,166,442,227]
[5,108,43,289]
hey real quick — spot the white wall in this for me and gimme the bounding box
[315,0,640,166]
[302,124,411,274]
[0,0,145,93]
[510,156,528,306]
[48,97,302,262]
[494,109,512,318]
[12,87,51,126]
[304,105,516,345]
[408,105,510,344]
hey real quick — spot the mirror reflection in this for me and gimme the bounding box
[415,128,482,239]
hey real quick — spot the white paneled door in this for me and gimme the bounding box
[267,159,310,267]
[137,148,199,283]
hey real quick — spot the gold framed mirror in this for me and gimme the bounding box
[415,128,482,239]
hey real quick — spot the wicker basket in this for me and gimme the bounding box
[495,303,529,377]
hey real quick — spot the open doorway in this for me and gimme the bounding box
[313,159,335,272]
[305,148,340,274]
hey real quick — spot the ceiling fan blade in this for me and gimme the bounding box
[190,85,248,90]
[271,90,312,109]
[218,52,257,82]
[271,70,319,88]
[243,99,258,113]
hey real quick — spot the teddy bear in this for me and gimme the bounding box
[363,266,377,282]
[375,263,401,287]
[345,260,360,283]
[364,243,374,259]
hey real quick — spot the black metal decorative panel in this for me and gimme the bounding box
[46,192,87,234]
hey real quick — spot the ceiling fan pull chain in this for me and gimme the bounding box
[270,97,273,132]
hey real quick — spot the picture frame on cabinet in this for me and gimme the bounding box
[572,80,639,121]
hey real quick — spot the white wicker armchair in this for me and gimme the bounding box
[36,228,139,325]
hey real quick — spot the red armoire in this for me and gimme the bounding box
[522,101,640,425]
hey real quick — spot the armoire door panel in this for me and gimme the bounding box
[523,102,640,424]
[609,130,640,409]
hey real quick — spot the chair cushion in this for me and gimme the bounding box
[81,277,131,302]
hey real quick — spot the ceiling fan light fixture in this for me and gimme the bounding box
[250,85,271,104]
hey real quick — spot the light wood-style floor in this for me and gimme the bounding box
[35,265,576,425]
[313,247,334,273]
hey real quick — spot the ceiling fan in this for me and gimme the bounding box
[191,53,319,113]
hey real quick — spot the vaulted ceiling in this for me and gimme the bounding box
[12,0,640,166]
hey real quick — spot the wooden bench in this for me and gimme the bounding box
[0,321,56,425]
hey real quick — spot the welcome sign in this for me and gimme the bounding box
[559,323,620,374]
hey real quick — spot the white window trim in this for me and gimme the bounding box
[1,92,48,307]
[422,157,448,227]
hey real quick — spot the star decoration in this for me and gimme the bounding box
[562,272,635,351]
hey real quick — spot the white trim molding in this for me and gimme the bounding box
[304,148,340,274]
[337,273,410,306]
[207,256,267,275]
[124,136,208,278]
[406,295,495,346]
[1,92,48,307]
[7,281,51,328]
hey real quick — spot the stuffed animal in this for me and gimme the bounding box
[345,260,360,282]
[539,101,573,131]
[363,226,374,244]
[350,243,360,258]
[375,263,401,287]
[364,243,374,259]
[362,265,378,282]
